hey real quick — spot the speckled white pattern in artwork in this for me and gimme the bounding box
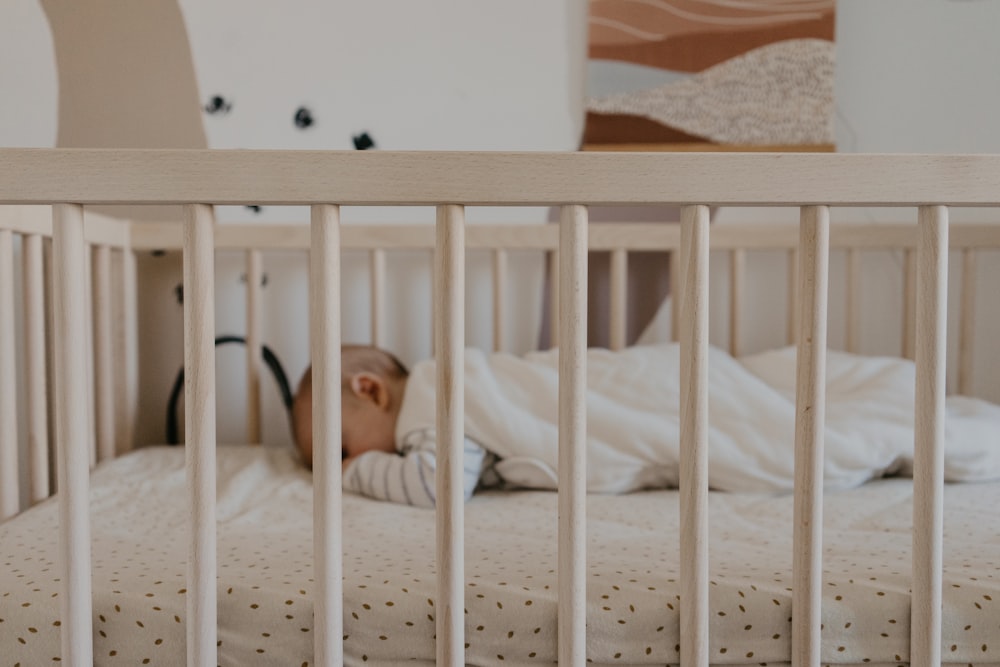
[1,446,997,666]
[587,39,835,145]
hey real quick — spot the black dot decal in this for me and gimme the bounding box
[294,107,314,129]
[203,95,232,115]
[353,132,375,150]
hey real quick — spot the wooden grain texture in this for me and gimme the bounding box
[559,205,588,666]
[958,249,976,396]
[7,150,1000,206]
[311,204,344,667]
[0,229,18,519]
[912,205,948,667]
[183,203,217,667]
[791,206,830,667]
[435,204,465,667]
[52,204,94,665]
[245,249,262,444]
[679,204,709,667]
[23,233,50,502]
[609,248,627,351]
[92,245,115,461]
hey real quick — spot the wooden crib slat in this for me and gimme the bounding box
[958,248,976,395]
[0,228,18,519]
[493,248,507,353]
[670,249,680,343]
[183,203,218,667]
[371,248,387,348]
[52,204,94,665]
[791,205,830,667]
[435,204,465,667]
[845,248,860,353]
[729,248,745,357]
[93,245,115,461]
[912,205,948,667]
[118,248,138,453]
[679,204,709,667]
[787,248,798,345]
[609,248,627,351]
[902,248,917,360]
[24,233,50,502]
[549,249,559,348]
[246,249,263,444]
[311,204,344,667]
[559,204,588,666]
[84,245,96,469]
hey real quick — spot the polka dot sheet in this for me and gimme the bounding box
[1,446,998,666]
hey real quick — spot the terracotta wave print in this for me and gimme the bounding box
[587,39,835,145]
[589,0,835,73]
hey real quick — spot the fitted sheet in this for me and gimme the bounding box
[1,446,998,666]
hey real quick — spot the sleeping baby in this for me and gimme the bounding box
[292,343,1000,508]
[292,345,497,508]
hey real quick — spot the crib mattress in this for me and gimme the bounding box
[1,446,998,667]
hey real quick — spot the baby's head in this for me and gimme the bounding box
[292,345,409,468]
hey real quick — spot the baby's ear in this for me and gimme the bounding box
[349,372,390,409]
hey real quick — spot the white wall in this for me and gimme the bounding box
[3,0,1000,463]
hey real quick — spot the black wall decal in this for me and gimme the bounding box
[353,132,375,150]
[204,95,232,114]
[294,107,314,129]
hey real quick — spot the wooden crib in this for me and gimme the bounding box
[1,149,1000,667]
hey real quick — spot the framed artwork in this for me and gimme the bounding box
[584,0,836,151]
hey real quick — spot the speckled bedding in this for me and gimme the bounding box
[1,446,998,667]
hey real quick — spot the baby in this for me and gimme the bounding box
[293,342,990,509]
[292,345,495,509]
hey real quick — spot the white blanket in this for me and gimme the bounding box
[394,344,1000,493]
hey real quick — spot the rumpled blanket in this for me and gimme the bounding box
[394,344,1000,493]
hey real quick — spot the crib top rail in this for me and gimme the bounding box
[127,221,1000,251]
[3,148,1000,207]
[0,204,129,247]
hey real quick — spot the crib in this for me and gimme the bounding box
[1,149,1000,667]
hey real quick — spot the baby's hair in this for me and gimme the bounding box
[340,344,409,389]
[291,345,409,464]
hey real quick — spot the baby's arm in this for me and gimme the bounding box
[343,429,489,508]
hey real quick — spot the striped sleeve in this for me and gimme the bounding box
[342,429,489,508]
